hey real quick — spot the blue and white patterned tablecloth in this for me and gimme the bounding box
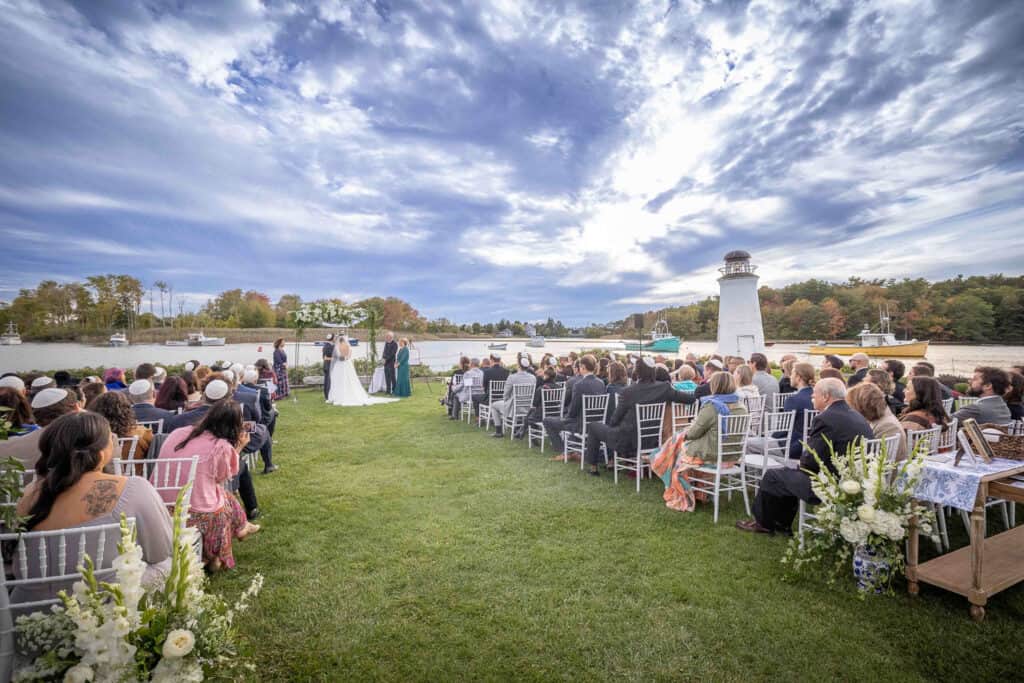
[913,457,1024,511]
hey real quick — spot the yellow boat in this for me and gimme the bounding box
[808,338,930,357]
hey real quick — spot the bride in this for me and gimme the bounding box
[326,337,397,406]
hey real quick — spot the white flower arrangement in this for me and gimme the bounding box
[13,486,263,681]
[289,301,367,330]
[782,437,937,595]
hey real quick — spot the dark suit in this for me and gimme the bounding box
[131,403,175,431]
[322,341,334,400]
[233,386,262,424]
[847,367,868,387]
[585,381,689,465]
[753,400,873,532]
[473,365,510,415]
[383,340,399,394]
[244,381,277,470]
[543,374,605,453]
[781,387,814,460]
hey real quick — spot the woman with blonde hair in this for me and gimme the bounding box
[847,382,907,461]
[650,371,747,512]
[733,365,759,400]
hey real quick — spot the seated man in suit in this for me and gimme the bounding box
[128,379,174,429]
[542,355,604,458]
[954,366,1012,424]
[736,378,873,535]
[243,368,278,474]
[473,355,509,416]
[847,353,870,387]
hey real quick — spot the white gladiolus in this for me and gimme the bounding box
[839,479,861,495]
[162,629,196,659]
[63,663,93,683]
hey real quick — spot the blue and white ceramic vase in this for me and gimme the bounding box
[852,544,890,594]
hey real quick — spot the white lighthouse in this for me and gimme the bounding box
[716,250,766,358]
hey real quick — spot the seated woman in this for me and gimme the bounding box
[446,357,470,416]
[80,379,107,406]
[899,377,950,433]
[672,365,698,392]
[88,390,153,462]
[103,367,127,392]
[156,375,190,413]
[1005,371,1023,421]
[865,368,903,415]
[650,371,747,512]
[157,400,259,571]
[14,412,173,607]
[847,383,907,461]
[0,386,38,437]
[733,365,760,400]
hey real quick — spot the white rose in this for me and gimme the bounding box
[162,629,196,659]
[64,663,94,683]
[857,505,876,523]
[839,479,861,496]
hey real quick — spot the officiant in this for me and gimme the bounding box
[383,332,398,395]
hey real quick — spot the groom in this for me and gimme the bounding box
[322,333,335,400]
[383,331,398,395]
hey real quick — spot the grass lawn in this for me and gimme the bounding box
[212,388,1022,681]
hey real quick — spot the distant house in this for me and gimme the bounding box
[497,328,513,338]
[524,324,537,338]
[568,328,584,337]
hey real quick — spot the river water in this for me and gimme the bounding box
[1,339,1021,377]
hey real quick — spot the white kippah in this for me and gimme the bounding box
[32,388,68,409]
[128,379,152,396]
[31,376,54,388]
[184,361,196,372]
[638,355,654,368]
[204,379,230,401]
[706,359,724,370]
[230,363,245,376]
[221,370,235,384]
[243,369,258,383]
[153,366,166,378]
[0,376,25,392]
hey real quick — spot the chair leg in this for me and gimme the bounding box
[798,500,806,550]
[636,456,641,494]
[712,472,721,524]
[740,465,751,517]
[999,501,1010,530]
[613,454,618,485]
[935,504,949,551]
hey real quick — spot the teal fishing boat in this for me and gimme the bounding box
[624,320,681,353]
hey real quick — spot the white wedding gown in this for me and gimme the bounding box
[327,346,397,407]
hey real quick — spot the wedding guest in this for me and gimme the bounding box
[583,357,691,475]
[847,383,907,460]
[778,358,796,394]
[152,366,167,390]
[452,358,483,421]
[820,368,843,381]
[394,338,412,397]
[0,387,37,436]
[672,365,698,392]
[736,378,872,535]
[733,365,760,400]
[847,353,870,387]
[129,379,174,428]
[447,357,470,417]
[194,365,212,387]
[782,362,816,460]
[182,370,202,406]
[899,377,950,432]
[726,356,743,373]
[597,357,610,384]
[242,368,277,474]
[0,375,27,397]
[542,355,603,454]
[81,379,107,406]
[605,360,628,420]
[227,367,262,424]
[822,355,844,372]
[14,412,173,607]
[491,355,536,437]
[473,355,509,416]
[1006,371,1023,421]
[524,366,559,430]
[155,375,189,413]
[89,390,153,464]
[954,367,1011,424]
[883,359,906,408]
[157,400,260,571]
[650,371,747,511]
[103,367,127,392]
[909,363,953,400]
[748,353,779,402]
[0,388,81,470]
[30,376,56,397]
[272,338,290,399]
[135,363,157,383]
[53,371,78,388]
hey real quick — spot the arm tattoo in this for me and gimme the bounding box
[82,480,120,516]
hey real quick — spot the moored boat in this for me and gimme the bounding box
[0,322,22,346]
[624,320,681,353]
[109,331,129,347]
[487,343,508,350]
[526,336,545,348]
[808,307,928,357]
[164,331,226,347]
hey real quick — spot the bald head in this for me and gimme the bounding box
[850,353,870,369]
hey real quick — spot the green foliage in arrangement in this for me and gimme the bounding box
[210,391,1023,680]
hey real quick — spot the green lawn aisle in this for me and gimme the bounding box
[211,390,1022,681]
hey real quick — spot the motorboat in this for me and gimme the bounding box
[526,336,545,348]
[164,331,225,347]
[624,320,681,353]
[487,343,508,350]
[109,331,129,347]
[0,322,22,345]
[808,307,928,358]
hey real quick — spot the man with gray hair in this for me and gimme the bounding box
[383,331,398,395]
[737,378,873,535]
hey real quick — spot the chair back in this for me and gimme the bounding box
[955,396,980,411]
[111,456,199,520]
[717,413,752,465]
[511,384,535,416]
[468,375,486,397]
[941,397,954,415]
[771,392,794,412]
[1009,420,1024,437]
[635,403,666,454]
[907,425,942,457]
[862,435,902,460]
[743,395,766,433]
[671,402,698,433]
[117,435,140,460]
[488,380,506,404]
[802,409,821,442]
[450,374,464,391]
[540,386,565,419]
[138,418,165,434]
[937,418,958,452]
[760,410,796,460]
[581,394,609,436]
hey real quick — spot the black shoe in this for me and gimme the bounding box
[449,415,458,420]
[588,469,600,477]
[247,508,261,521]
[261,465,278,475]
[492,431,504,438]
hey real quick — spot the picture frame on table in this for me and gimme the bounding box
[961,418,994,464]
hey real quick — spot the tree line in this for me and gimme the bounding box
[2,273,1021,343]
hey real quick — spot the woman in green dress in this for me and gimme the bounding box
[395,338,412,397]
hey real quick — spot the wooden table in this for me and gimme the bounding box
[907,462,1024,621]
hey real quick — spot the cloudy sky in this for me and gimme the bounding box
[1,0,1022,324]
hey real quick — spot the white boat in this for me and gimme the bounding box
[109,331,129,347]
[0,322,22,346]
[166,331,225,347]
[526,335,545,348]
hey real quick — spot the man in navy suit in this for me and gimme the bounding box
[737,378,873,535]
[127,379,174,430]
[543,355,604,456]
[382,332,398,395]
